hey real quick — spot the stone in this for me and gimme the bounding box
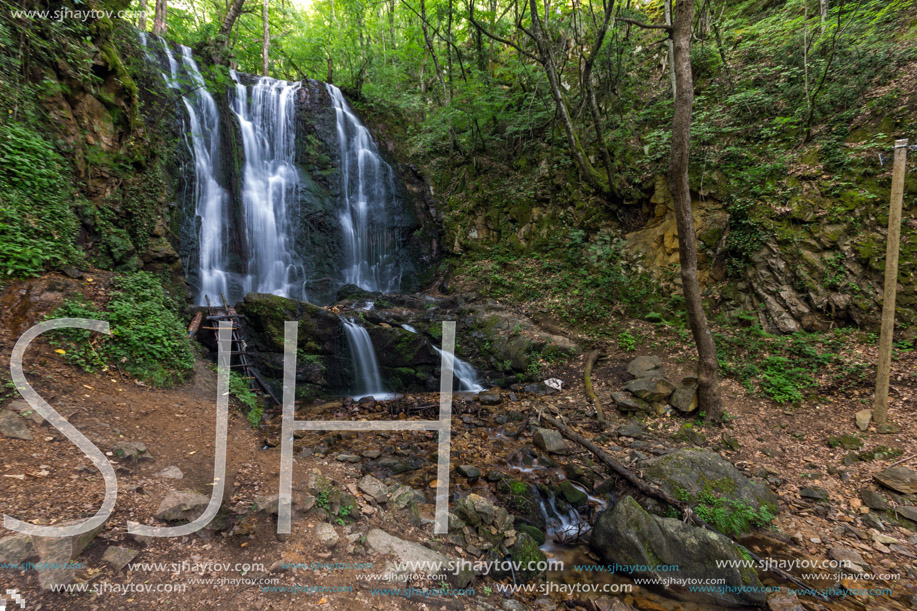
[611,392,650,412]
[859,488,888,511]
[32,519,105,589]
[456,465,481,483]
[876,422,900,434]
[112,441,151,461]
[897,506,917,523]
[590,497,765,607]
[388,484,416,510]
[616,421,644,438]
[376,457,421,474]
[622,376,675,403]
[721,432,740,451]
[766,590,804,611]
[102,546,138,571]
[533,428,566,454]
[478,391,502,405]
[556,480,588,509]
[626,356,663,378]
[670,378,699,413]
[364,528,476,587]
[800,486,830,501]
[828,545,866,569]
[641,449,779,514]
[335,453,361,463]
[358,475,389,503]
[523,382,558,396]
[861,513,885,531]
[362,449,382,459]
[154,466,183,480]
[454,493,497,527]
[253,494,281,515]
[0,410,32,440]
[155,490,210,522]
[5,399,44,424]
[0,533,34,564]
[874,466,917,494]
[315,523,339,549]
[855,409,872,431]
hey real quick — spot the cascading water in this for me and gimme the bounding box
[341,318,391,400]
[230,73,306,300]
[326,84,402,293]
[433,347,485,392]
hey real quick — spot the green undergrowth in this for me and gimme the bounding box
[713,313,878,405]
[456,228,667,334]
[228,370,263,427]
[48,272,194,387]
[676,487,776,537]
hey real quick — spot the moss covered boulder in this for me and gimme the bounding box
[590,497,765,607]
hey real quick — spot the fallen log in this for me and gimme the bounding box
[539,413,829,600]
[583,350,606,423]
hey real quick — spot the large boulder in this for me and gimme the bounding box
[364,528,477,587]
[641,449,779,515]
[623,376,675,402]
[590,497,765,607]
[873,466,917,495]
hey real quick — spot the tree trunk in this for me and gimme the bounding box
[152,0,167,35]
[582,0,617,197]
[664,0,675,98]
[820,0,828,35]
[527,0,608,197]
[669,0,723,423]
[262,0,270,76]
[421,0,448,103]
[218,0,247,41]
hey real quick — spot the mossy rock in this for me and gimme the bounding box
[495,479,545,529]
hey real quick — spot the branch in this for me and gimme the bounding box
[467,10,542,63]
[615,17,672,32]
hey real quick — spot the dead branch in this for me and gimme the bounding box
[583,350,606,423]
[539,413,829,600]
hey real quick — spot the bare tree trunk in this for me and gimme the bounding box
[139,0,147,31]
[664,0,675,98]
[152,0,167,35]
[421,0,448,103]
[669,0,723,423]
[262,0,270,76]
[218,0,247,40]
[820,0,828,35]
[527,0,608,196]
[582,0,617,197]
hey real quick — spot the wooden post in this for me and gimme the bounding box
[874,138,909,425]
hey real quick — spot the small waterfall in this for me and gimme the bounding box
[341,318,391,400]
[230,73,306,300]
[433,347,485,392]
[326,84,401,293]
[172,46,233,306]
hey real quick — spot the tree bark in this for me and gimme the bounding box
[218,0,247,41]
[664,0,675,98]
[152,0,167,35]
[421,0,448,103]
[262,0,270,76]
[669,0,723,423]
[581,0,617,197]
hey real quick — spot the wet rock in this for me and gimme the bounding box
[641,449,778,514]
[456,465,481,483]
[855,409,872,431]
[611,391,650,412]
[622,376,674,403]
[154,466,183,480]
[155,490,210,522]
[533,428,566,454]
[33,519,105,589]
[626,356,663,378]
[800,486,829,501]
[376,456,421,474]
[516,524,546,546]
[478,390,502,405]
[505,532,545,582]
[874,466,917,494]
[102,546,138,571]
[556,480,588,509]
[335,453,360,463]
[670,378,698,413]
[859,488,888,511]
[315,523,339,549]
[364,528,476,587]
[358,475,388,503]
[495,479,544,529]
[112,441,152,461]
[0,410,32,440]
[590,497,765,607]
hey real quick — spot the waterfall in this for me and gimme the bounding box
[433,347,485,392]
[341,318,391,400]
[148,43,235,306]
[230,73,306,301]
[326,84,402,293]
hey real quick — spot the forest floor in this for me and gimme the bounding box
[0,272,915,611]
